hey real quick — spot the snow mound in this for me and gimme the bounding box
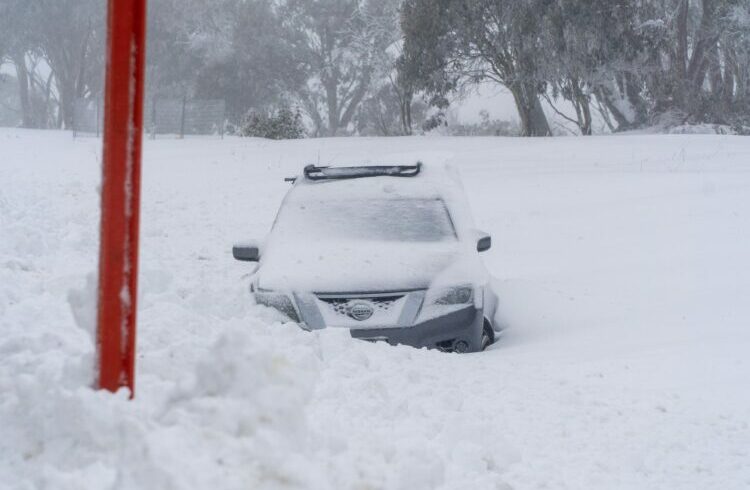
[667,123,739,135]
[0,318,327,489]
[2,129,749,489]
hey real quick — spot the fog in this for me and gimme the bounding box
[1,0,749,137]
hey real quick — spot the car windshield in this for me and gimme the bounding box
[274,198,457,242]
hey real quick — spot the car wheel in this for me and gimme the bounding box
[481,321,494,351]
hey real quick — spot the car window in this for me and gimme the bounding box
[273,198,457,242]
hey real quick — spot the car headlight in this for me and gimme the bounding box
[254,291,300,322]
[433,285,474,305]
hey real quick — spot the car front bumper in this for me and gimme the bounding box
[349,305,484,353]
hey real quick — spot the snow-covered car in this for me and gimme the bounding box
[233,163,500,352]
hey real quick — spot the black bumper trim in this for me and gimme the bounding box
[349,306,483,353]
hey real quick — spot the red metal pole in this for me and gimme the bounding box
[96,0,148,397]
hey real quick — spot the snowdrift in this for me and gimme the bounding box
[1,129,749,489]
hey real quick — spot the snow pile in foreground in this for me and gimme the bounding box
[2,129,749,489]
[1,293,513,489]
[1,316,320,489]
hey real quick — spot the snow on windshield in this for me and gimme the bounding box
[273,198,457,243]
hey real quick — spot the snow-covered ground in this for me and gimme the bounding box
[1,129,749,489]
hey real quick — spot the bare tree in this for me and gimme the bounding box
[400,0,553,137]
[33,0,103,128]
[286,0,398,136]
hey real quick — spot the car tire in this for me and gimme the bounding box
[481,320,494,351]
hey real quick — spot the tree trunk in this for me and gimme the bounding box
[338,79,369,134]
[509,82,551,137]
[578,96,592,136]
[43,71,55,128]
[708,43,724,101]
[726,46,747,106]
[687,0,717,97]
[673,0,690,107]
[404,96,413,136]
[675,0,688,80]
[722,46,736,106]
[325,79,338,136]
[405,101,412,135]
[12,52,34,128]
[571,80,592,136]
[301,95,325,137]
[398,89,413,136]
[623,73,648,127]
[58,79,75,129]
[594,85,631,130]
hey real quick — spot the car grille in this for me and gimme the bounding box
[319,295,403,319]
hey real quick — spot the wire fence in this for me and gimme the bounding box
[72,98,103,137]
[73,97,226,138]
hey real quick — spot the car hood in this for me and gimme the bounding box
[257,240,475,293]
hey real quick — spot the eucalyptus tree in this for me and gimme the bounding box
[193,0,309,121]
[400,0,553,136]
[34,0,104,128]
[285,0,399,136]
[0,0,38,127]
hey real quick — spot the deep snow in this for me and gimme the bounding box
[1,129,749,489]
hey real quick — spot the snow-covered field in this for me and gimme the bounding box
[1,129,749,489]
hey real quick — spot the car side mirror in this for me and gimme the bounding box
[233,241,261,262]
[475,231,492,252]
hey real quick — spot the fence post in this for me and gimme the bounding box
[72,100,77,139]
[180,95,187,139]
[220,100,225,139]
[96,0,148,398]
[151,97,157,140]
